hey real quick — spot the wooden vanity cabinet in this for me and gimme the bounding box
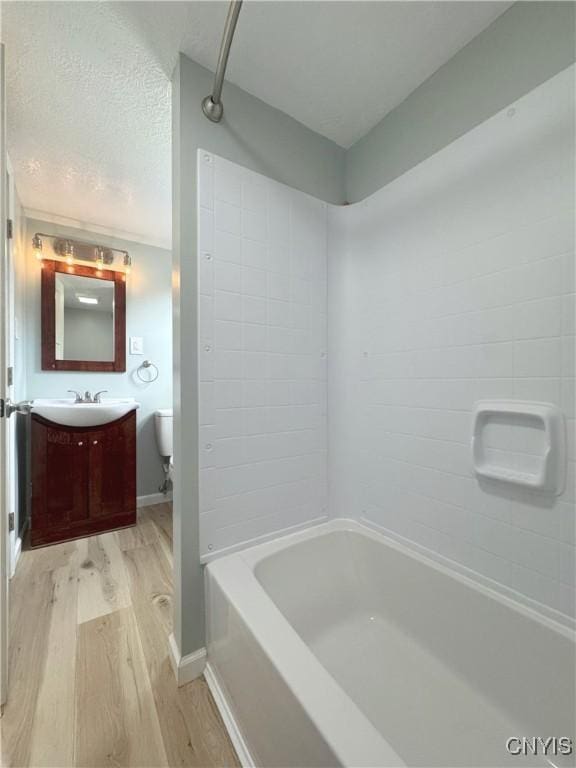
[31,410,136,547]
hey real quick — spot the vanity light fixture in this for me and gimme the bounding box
[33,234,43,261]
[95,246,105,272]
[77,295,98,305]
[31,232,132,275]
[65,240,75,266]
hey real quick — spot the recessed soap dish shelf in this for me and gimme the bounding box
[472,400,565,495]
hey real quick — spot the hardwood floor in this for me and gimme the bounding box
[0,504,240,768]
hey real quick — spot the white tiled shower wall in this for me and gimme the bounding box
[329,68,575,617]
[197,151,328,557]
[197,69,575,618]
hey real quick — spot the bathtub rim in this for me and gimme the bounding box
[234,517,576,637]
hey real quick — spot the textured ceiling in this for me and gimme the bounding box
[2,1,511,247]
[2,1,173,246]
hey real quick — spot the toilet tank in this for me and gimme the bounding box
[154,409,173,457]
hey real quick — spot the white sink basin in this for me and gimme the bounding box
[31,398,139,427]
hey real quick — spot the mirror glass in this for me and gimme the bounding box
[55,273,115,362]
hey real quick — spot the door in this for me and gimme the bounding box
[0,41,8,708]
[6,160,18,578]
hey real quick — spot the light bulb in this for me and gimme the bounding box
[32,234,43,261]
[95,246,105,271]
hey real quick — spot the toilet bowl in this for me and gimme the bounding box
[154,408,173,491]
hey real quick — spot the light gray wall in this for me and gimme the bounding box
[24,218,172,498]
[172,54,345,657]
[346,2,576,202]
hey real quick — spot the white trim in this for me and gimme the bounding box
[9,535,21,579]
[137,492,172,508]
[168,632,181,680]
[168,632,181,679]
[204,663,254,768]
[24,208,171,251]
[1,43,9,707]
[168,633,206,686]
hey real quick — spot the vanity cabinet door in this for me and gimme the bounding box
[31,419,90,546]
[31,411,136,547]
[88,411,136,521]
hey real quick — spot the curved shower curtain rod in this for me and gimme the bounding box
[202,0,243,123]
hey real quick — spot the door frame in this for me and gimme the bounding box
[0,41,9,709]
[6,158,20,579]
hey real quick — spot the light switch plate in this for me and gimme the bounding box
[130,336,144,355]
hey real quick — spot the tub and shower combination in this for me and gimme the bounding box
[207,520,575,766]
[206,520,575,768]
[198,66,576,768]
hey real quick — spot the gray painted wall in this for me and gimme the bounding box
[172,54,345,657]
[24,218,172,498]
[346,2,576,201]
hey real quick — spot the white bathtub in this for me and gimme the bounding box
[205,520,575,768]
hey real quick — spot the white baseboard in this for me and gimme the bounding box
[9,534,22,579]
[168,633,206,686]
[204,663,254,768]
[137,492,172,508]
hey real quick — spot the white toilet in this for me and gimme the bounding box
[154,408,173,493]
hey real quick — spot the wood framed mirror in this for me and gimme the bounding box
[41,259,126,372]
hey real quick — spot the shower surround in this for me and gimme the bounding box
[197,152,328,556]
[198,66,575,620]
[329,66,575,620]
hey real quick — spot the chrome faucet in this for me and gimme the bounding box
[67,390,108,404]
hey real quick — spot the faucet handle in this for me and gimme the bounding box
[67,389,82,403]
[93,390,108,403]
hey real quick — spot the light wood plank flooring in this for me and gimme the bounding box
[0,504,240,768]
